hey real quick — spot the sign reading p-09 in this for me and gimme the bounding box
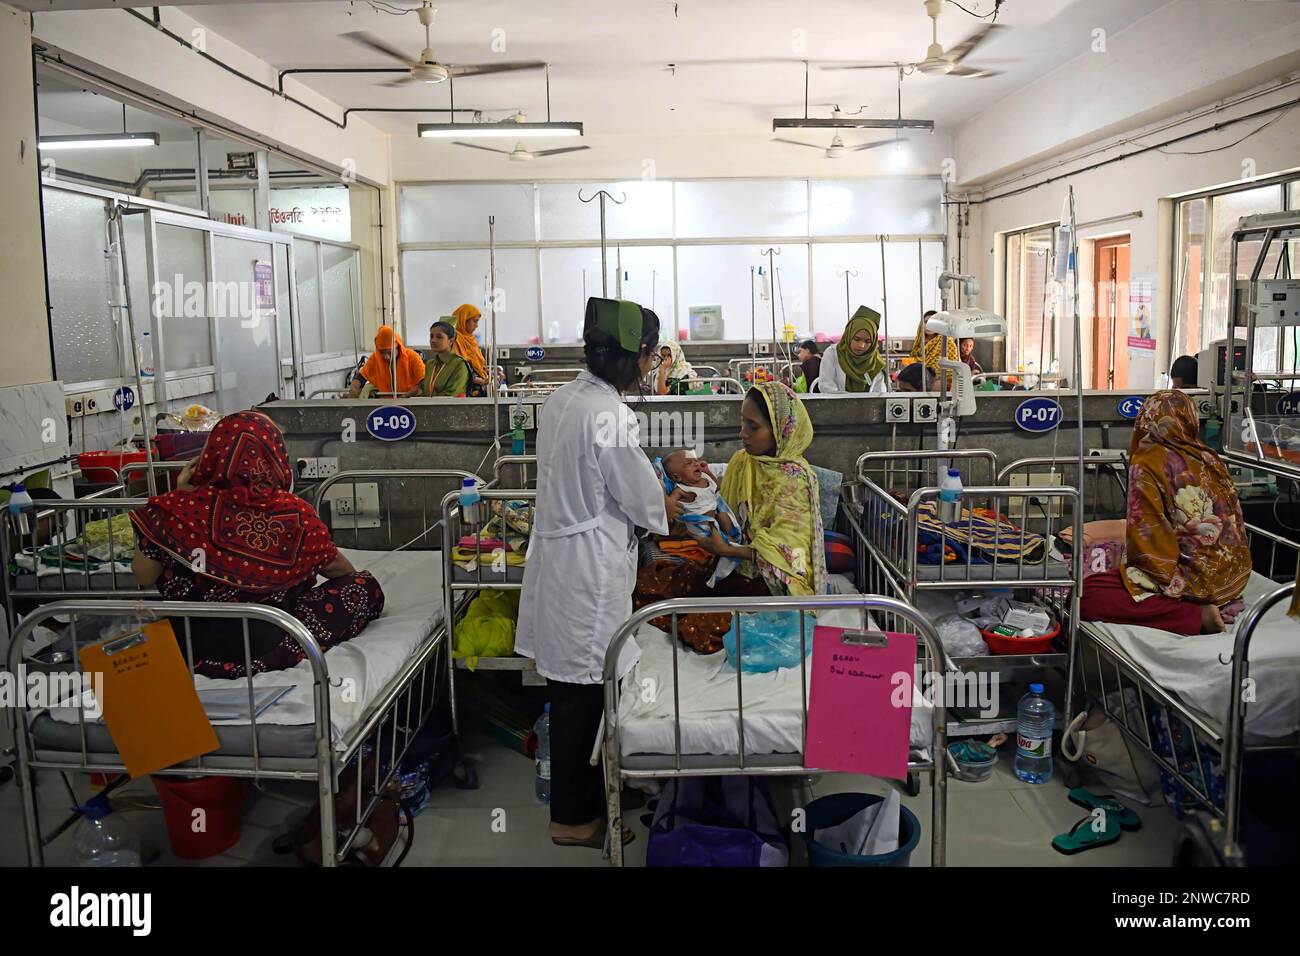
[1015,398,1063,433]
[367,405,416,441]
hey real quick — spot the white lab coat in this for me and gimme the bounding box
[515,371,668,685]
[817,343,889,394]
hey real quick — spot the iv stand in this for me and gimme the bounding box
[837,269,858,321]
[616,244,623,299]
[108,204,157,497]
[761,248,781,374]
[750,266,758,372]
[489,215,501,457]
[578,188,626,296]
[879,236,890,346]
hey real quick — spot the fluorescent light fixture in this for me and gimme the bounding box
[38,132,160,151]
[419,121,583,139]
[772,117,934,132]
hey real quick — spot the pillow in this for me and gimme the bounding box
[1059,519,1126,550]
[809,465,843,534]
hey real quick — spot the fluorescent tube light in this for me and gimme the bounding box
[772,118,934,132]
[418,121,583,139]
[38,132,161,150]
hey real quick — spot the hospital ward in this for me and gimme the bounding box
[3,0,1300,888]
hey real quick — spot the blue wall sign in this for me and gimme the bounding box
[1117,396,1145,420]
[112,387,135,411]
[1278,391,1300,416]
[1015,398,1063,433]
[525,346,545,361]
[366,405,416,442]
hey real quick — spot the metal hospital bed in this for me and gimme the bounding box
[841,448,1085,737]
[3,468,473,867]
[600,593,952,867]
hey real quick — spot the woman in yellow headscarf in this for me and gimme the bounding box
[350,325,425,397]
[450,303,491,395]
[714,381,826,597]
[909,310,960,384]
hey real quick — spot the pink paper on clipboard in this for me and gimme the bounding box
[805,625,916,780]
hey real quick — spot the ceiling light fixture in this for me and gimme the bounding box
[772,61,934,133]
[38,132,161,150]
[419,120,582,139]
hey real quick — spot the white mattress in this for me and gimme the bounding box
[47,548,444,748]
[617,575,934,760]
[1088,571,1300,743]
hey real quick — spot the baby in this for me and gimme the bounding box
[659,450,742,587]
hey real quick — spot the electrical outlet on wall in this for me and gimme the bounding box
[322,482,380,529]
[497,348,510,359]
[912,398,937,422]
[296,457,318,479]
[316,457,339,479]
[885,398,911,423]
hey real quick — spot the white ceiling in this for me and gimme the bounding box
[170,0,1171,139]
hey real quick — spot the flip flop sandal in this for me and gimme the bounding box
[551,823,635,850]
[1067,787,1142,831]
[1051,814,1122,855]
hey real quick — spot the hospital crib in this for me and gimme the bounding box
[601,592,953,867]
[841,449,1084,738]
[1074,524,1299,866]
[3,468,474,866]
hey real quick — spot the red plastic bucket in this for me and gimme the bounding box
[77,450,148,483]
[151,776,248,859]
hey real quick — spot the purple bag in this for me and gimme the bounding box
[646,776,789,867]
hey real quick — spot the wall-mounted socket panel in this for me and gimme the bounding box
[296,457,317,479]
[885,398,911,423]
[497,348,510,359]
[296,457,340,480]
[912,398,937,422]
[509,404,536,430]
[322,482,381,529]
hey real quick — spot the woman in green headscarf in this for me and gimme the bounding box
[818,306,889,393]
[651,338,697,395]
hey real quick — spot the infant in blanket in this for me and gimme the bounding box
[662,449,737,539]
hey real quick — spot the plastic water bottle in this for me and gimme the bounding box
[938,468,963,523]
[137,331,155,377]
[459,477,481,526]
[72,795,141,866]
[1015,683,1055,784]
[534,703,551,804]
[8,482,34,537]
[511,396,526,455]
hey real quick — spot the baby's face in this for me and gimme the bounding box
[665,452,706,484]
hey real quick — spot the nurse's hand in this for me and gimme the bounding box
[664,487,692,523]
[704,525,750,559]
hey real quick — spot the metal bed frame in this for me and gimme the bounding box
[3,468,475,866]
[1073,525,1299,865]
[600,593,952,867]
[841,449,1084,737]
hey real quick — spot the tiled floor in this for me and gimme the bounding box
[0,727,1180,867]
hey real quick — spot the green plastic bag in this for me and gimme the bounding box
[455,589,521,668]
[794,373,808,394]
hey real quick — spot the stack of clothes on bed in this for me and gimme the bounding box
[874,500,1048,565]
[10,513,136,577]
[450,499,531,573]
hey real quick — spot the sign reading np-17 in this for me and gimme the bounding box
[367,405,416,442]
[1015,397,1063,433]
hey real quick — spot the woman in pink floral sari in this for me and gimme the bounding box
[1080,390,1250,634]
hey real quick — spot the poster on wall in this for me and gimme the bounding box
[253,259,274,318]
[1126,273,1157,389]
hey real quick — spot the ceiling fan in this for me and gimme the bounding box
[341,2,545,86]
[826,0,1005,78]
[772,133,895,159]
[452,141,591,162]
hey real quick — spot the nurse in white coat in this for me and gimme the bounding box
[516,297,685,850]
[816,305,890,394]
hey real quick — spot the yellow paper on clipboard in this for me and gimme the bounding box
[78,620,219,778]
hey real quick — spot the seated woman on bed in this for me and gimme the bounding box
[635,381,825,651]
[129,410,385,678]
[1080,390,1250,635]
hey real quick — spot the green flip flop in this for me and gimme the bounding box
[1067,787,1142,832]
[1051,812,1122,856]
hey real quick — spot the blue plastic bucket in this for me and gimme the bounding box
[802,792,921,867]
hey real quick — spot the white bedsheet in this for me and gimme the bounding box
[48,548,444,747]
[617,575,934,759]
[1090,572,1300,743]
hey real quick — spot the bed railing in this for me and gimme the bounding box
[313,468,481,552]
[600,592,953,867]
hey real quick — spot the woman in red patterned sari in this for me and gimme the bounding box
[129,410,384,678]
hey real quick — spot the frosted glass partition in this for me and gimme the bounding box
[400,183,535,243]
[321,242,361,355]
[154,223,212,371]
[811,243,886,337]
[274,243,293,363]
[211,234,283,411]
[293,239,323,356]
[42,188,123,384]
[677,244,810,342]
[613,245,675,330]
[540,247,604,343]
[539,181,674,241]
[809,179,943,236]
[674,181,808,238]
[402,248,538,345]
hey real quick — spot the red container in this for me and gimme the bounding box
[151,776,248,859]
[77,450,148,483]
[980,620,1061,655]
[154,431,210,461]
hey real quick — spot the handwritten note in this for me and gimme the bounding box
[805,626,915,780]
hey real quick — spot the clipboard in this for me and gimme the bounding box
[805,625,916,780]
[79,620,220,778]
